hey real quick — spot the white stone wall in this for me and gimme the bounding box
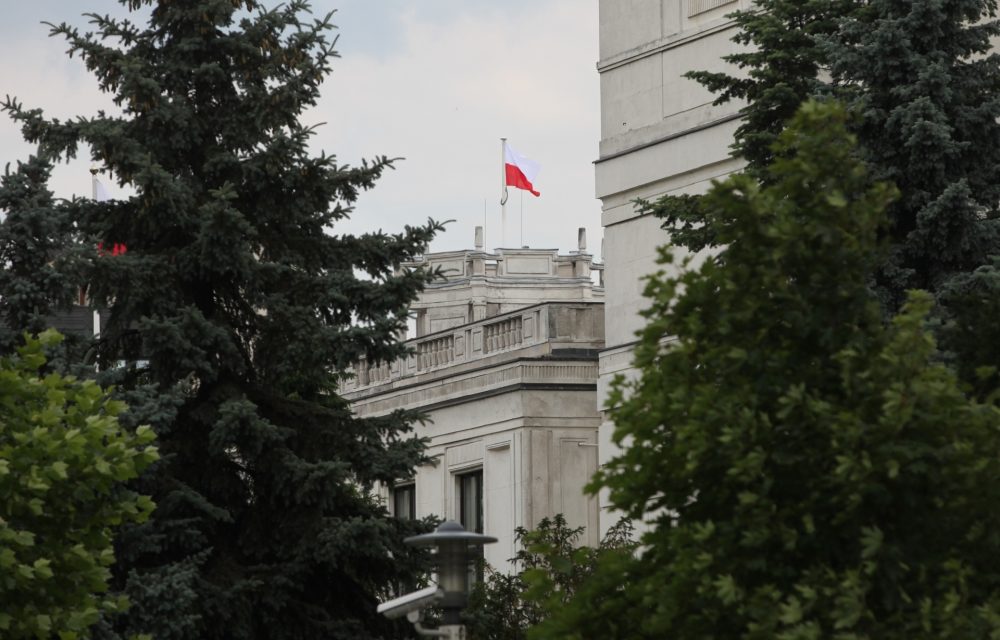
[403,246,603,339]
[399,391,602,572]
[348,302,606,572]
[596,1,748,533]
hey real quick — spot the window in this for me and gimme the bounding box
[393,483,416,520]
[458,470,483,533]
[457,469,484,586]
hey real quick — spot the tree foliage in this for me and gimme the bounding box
[0,330,158,640]
[3,1,441,638]
[537,102,1000,639]
[0,155,86,353]
[464,515,636,640]
[826,0,1000,310]
[681,0,1000,316]
[687,0,859,179]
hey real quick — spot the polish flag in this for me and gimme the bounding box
[93,176,128,256]
[94,177,112,202]
[504,143,541,197]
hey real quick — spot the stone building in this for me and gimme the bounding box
[595,1,747,532]
[341,229,605,571]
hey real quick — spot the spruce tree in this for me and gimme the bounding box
[533,102,1000,639]
[0,154,85,352]
[826,0,1000,310]
[686,0,859,179]
[684,0,1000,314]
[4,1,440,638]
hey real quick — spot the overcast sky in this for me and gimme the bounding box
[0,0,602,256]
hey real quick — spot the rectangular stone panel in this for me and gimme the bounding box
[446,441,484,470]
[523,314,534,339]
[429,315,466,334]
[505,257,551,275]
[600,53,664,139]
[430,258,466,277]
[484,444,515,570]
[600,0,663,60]
[687,0,736,17]
[557,437,600,546]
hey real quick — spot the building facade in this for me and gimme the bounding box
[342,231,605,571]
[595,1,747,532]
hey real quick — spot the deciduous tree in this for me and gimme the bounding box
[464,515,635,640]
[0,331,158,640]
[535,102,1000,639]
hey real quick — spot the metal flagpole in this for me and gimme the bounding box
[500,137,508,247]
[90,166,101,340]
[520,190,523,247]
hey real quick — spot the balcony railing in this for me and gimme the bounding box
[418,335,455,370]
[484,317,522,353]
[342,302,602,394]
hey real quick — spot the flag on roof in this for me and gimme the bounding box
[94,177,112,202]
[504,143,541,197]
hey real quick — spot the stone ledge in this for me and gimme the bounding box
[350,359,599,418]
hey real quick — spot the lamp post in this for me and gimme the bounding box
[378,520,497,639]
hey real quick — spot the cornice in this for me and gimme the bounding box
[597,18,736,74]
[350,358,599,417]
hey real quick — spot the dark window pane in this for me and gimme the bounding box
[458,470,483,533]
[393,484,415,520]
[458,470,484,587]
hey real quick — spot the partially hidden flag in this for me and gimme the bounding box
[94,177,112,202]
[504,143,541,197]
[97,242,127,257]
[93,176,127,256]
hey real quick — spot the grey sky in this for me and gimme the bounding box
[1,0,601,254]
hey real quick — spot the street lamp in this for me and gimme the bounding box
[378,520,497,639]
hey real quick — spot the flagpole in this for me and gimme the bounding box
[520,190,523,247]
[500,137,507,247]
[89,165,100,340]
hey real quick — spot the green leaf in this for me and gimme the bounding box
[50,461,69,480]
[860,526,883,560]
[714,575,743,604]
[779,596,803,625]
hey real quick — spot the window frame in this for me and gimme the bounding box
[392,482,416,521]
[456,469,484,533]
[455,468,485,586]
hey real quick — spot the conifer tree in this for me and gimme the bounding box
[0,154,85,352]
[658,1,858,258]
[686,0,858,179]
[4,2,440,638]
[533,102,1000,639]
[826,0,1000,310]
[683,0,1000,314]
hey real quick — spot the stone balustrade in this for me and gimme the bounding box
[484,317,523,353]
[342,301,603,394]
[417,335,455,370]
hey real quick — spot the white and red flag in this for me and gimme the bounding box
[94,177,112,202]
[503,143,541,197]
[92,173,127,256]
